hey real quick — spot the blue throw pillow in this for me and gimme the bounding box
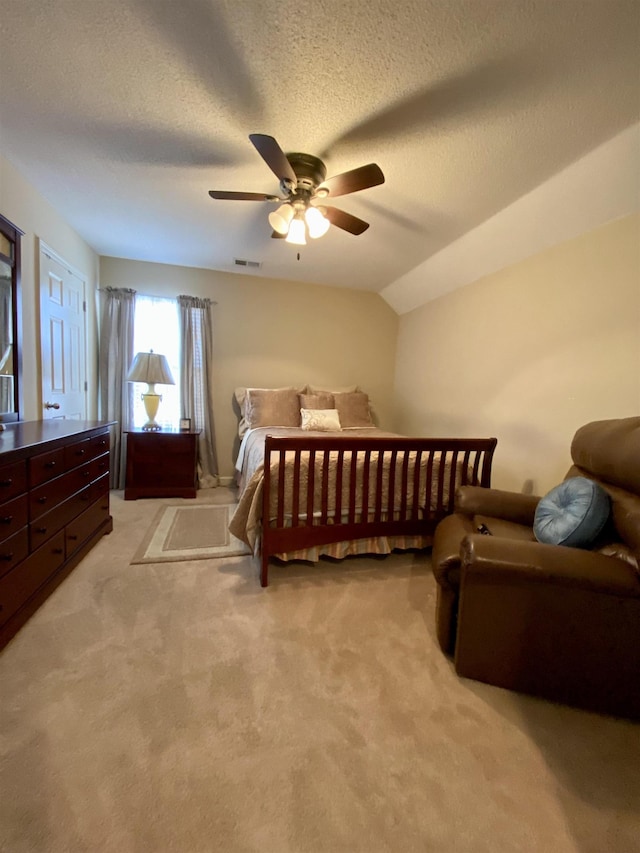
[533,477,611,548]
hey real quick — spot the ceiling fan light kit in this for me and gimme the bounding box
[209,134,384,245]
[268,203,294,235]
[305,206,330,239]
[286,211,307,245]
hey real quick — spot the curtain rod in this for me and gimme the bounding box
[97,287,217,305]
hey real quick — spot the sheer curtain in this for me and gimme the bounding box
[178,295,218,488]
[98,287,136,489]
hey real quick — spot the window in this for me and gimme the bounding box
[131,294,180,429]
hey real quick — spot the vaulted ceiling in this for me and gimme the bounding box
[1,0,638,292]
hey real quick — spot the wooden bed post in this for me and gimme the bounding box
[260,435,272,587]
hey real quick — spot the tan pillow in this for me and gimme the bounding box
[300,408,342,431]
[308,384,358,395]
[333,391,374,428]
[235,386,300,436]
[245,388,300,429]
[299,392,334,410]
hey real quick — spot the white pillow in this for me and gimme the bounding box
[300,408,342,431]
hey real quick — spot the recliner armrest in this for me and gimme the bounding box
[460,534,640,598]
[455,486,540,526]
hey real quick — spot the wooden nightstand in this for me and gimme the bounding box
[124,429,199,499]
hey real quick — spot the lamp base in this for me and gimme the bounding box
[141,390,162,431]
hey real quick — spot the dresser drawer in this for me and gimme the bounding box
[29,447,66,487]
[29,484,94,551]
[0,460,28,503]
[64,433,110,468]
[0,527,30,581]
[30,470,78,521]
[29,455,109,521]
[65,497,111,559]
[0,494,29,544]
[67,453,110,493]
[0,531,65,629]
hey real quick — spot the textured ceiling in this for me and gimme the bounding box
[1,0,639,292]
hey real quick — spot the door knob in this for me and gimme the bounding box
[44,402,61,410]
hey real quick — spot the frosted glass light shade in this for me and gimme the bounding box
[286,215,307,245]
[305,206,330,238]
[268,203,295,235]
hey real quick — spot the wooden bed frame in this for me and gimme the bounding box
[259,434,497,586]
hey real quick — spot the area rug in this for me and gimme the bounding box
[130,503,250,564]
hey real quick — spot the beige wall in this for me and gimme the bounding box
[0,154,100,421]
[394,214,640,494]
[100,257,398,478]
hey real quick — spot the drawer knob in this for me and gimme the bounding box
[52,548,63,555]
[36,527,47,534]
[0,479,13,488]
[0,553,13,561]
[67,534,78,541]
[0,516,13,524]
[38,497,48,504]
[45,461,57,469]
[76,449,86,456]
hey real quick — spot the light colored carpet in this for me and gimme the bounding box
[131,502,250,563]
[0,488,639,853]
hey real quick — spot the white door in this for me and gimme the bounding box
[39,242,88,420]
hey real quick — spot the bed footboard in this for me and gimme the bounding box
[260,435,497,586]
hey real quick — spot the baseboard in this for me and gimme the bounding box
[218,476,235,487]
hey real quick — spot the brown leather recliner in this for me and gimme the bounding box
[432,417,640,719]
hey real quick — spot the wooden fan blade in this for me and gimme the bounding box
[249,134,297,183]
[318,163,384,198]
[324,206,370,235]
[208,190,280,201]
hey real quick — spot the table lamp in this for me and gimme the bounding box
[127,349,175,431]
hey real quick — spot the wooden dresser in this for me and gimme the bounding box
[0,420,114,650]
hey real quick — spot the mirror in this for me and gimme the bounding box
[0,214,23,423]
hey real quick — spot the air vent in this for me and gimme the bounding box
[234,258,261,269]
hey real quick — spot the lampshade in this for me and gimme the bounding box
[305,206,330,239]
[127,350,175,431]
[127,350,175,385]
[268,203,294,235]
[286,213,307,245]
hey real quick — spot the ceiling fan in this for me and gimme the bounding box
[208,134,384,245]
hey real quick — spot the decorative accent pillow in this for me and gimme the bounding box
[533,477,611,548]
[300,408,342,431]
[235,386,301,435]
[333,391,374,428]
[245,388,301,430]
[299,392,334,410]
